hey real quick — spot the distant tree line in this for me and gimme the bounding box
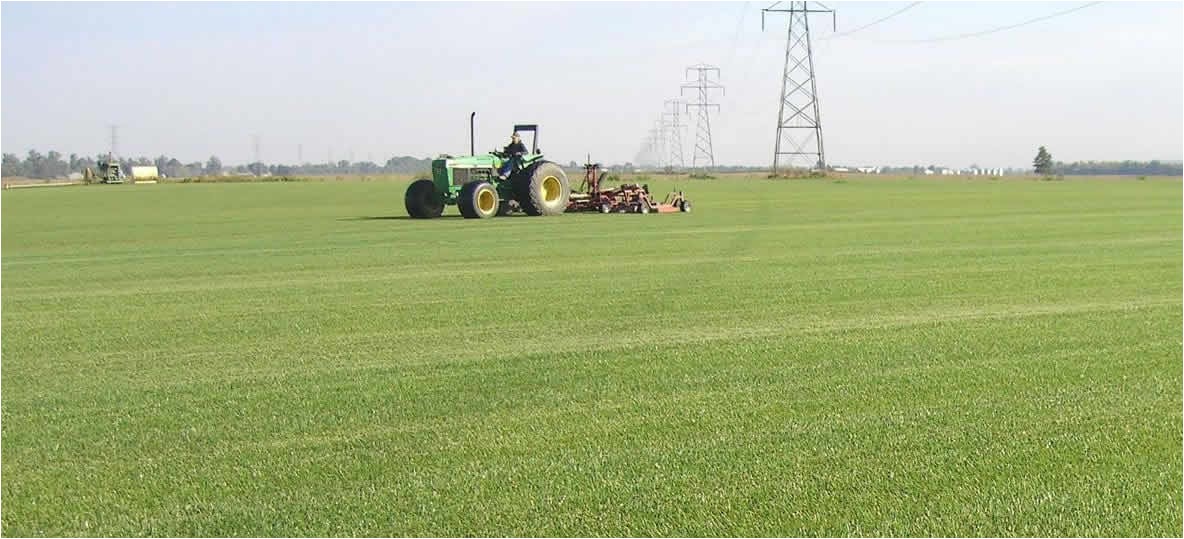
[1,150,435,179]
[259,156,435,177]
[1052,160,1181,176]
[4,149,1180,180]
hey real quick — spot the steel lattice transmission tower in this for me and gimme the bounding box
[653,117,667,170]
[763,2,834,173]
[644,124,663,169]
[663,99,687,172]
[108,124,119,161]
[636,130,654,168]
[681,64,724,171]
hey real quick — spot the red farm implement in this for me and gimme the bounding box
[566,160,692,215]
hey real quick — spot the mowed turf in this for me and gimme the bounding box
[1,177,1180,536]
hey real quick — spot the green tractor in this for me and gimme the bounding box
[84,159,124,184]
[404,113,570,219]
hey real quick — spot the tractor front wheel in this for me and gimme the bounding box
[458,181,500,219]
[514,162,570,216]
[405,179,444,218]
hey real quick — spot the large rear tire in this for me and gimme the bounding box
[458,181,500,219]
[405,179,444,218]
[513,162,570,216]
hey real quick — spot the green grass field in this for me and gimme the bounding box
[2,176,1181,536]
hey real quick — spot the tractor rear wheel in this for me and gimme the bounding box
[513,162,570,216]
[680,199,692,213]
[458,181,500,219]
[405,179,444,218]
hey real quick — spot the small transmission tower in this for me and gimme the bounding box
[681,64,724,171]
[653,118,667,171]
[664,98,687,172]
[763,2,834,173]
[107,124,119,161]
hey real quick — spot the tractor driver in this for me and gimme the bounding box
[497,132,528,180]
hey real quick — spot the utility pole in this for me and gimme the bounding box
[681,64,724,171]
[664,98,686,172]
[763,1,834,173]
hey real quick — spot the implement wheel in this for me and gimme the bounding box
[405,178,444,218]
[458,181,500,219]
[513,161,570,216]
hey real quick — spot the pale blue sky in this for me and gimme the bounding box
[2,1,1181,168]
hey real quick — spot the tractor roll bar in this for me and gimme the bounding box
[513,124,539,154]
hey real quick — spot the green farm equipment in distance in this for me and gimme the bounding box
[404,113,570,219]
[84,159,125,184]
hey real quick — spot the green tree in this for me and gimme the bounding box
[205,155,222,175]
[165,158,182,178]
[46,151,67,178]
[2,153,24,177]
[1033,146,1053,175]
[247,162,266,176]
[25,150,44,177]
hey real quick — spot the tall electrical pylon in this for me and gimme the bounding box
[107,124,119,161]
[638,127,658,169]
[664,98,686,172]
[762,2,834,173]
[653,118,667,170]
[681,64,723,171]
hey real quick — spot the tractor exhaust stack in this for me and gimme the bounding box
[470,112,476,156]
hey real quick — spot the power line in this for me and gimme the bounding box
[820,1,920,41]
[882,2,1101,44]
[724,2,751,68]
